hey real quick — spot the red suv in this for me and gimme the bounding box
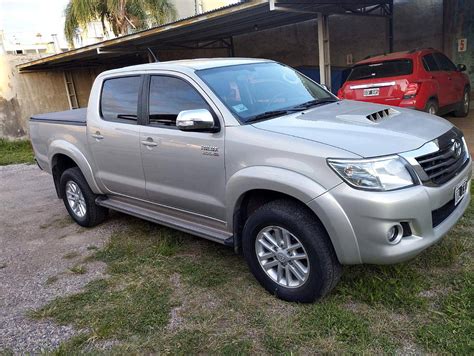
[338,49,471,117]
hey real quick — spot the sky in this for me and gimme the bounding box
[0,0,69,43]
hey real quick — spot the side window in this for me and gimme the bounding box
[422,54,439,72]
[100,76,141,123]
[148,76,212,127]
[433,53,457,71]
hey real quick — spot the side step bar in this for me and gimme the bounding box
[96,197,234,246]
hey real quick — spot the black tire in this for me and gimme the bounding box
[454,88,470,117]
[425,99,439,116]
[59,167,108,227]
[242,199,342,303]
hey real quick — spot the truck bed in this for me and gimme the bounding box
[30,108,87,126]
[29,108,89,174]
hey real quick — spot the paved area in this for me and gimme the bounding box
[445,109,474,153]
[0,164,126,353]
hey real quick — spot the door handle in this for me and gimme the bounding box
[91,131,104,140]
[141,138,158,147]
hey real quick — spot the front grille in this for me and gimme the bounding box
[415,131,469,185]
[432,199,457,228]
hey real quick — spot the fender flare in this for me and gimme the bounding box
[226,166,328,231]
[48,140,102,194]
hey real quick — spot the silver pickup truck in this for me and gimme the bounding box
[29,58,471,302]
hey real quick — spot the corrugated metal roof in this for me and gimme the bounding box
[18,0,391,72]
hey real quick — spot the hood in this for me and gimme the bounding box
[252,100,453,157]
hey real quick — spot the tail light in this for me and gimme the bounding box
[337,88,344,99]
[403,82,420,99]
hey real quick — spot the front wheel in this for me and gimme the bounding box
[59,167,108,227]
[454,88,470,117]
[242,200,342,303]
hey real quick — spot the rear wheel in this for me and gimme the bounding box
[454,88,470,117]
[60,167,108,227]
[242,199,342,303]
[425,99,439,116]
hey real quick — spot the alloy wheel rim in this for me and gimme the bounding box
[65,181,86,218]
[464,92,469,113]
[429,105,436,115]
[255,226,310,288]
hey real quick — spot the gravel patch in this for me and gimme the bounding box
[0,164,126,353]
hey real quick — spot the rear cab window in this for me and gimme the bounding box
[347,59,413,81]
[100,76,141,124]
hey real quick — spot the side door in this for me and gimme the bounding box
[433,52,460,106]
[88,75,147,199]
[423,53,451,108]
[139,73,226,221]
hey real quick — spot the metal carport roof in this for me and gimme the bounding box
[17,0,393,73]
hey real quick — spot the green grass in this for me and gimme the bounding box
[68,264,87,275]
[0,139,34,165]
[33,199,474,354]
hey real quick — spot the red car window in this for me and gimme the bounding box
[347,59,413,81]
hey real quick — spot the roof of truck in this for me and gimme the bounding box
[100,58,272,76]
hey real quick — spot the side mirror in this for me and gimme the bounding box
[457,64,467,72]
[176,109,217,132]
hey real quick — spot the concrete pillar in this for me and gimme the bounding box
[317,13,331,90]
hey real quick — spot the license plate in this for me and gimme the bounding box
[363,88,380,96]
[454,178,468,206]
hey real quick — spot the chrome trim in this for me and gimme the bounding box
[399,129,470,187]
[349,81,396,90]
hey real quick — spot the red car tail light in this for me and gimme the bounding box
[403,82,420,99]
[337,88,344,98]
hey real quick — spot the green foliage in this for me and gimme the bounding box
[416,271,474,354]
[64,0,177,45]
[337,263,428,311]
[0,139,34,165]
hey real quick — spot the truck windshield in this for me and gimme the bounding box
[196,62,336,123]
[347,59,413,81]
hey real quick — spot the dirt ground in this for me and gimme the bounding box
[446,110,474,152]
[0,164,127,352]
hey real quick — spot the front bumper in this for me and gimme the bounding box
[307,160,472,265]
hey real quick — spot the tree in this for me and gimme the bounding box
[64,0,177,46]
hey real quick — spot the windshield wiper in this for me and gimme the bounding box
[245,110,294,123]
[291,98,338,110]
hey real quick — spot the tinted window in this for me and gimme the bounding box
[347,59,413,81]
[433,53,457,71]
[100,76,141,123]
[422,54,439,71]
[148,76,211,127]
[197,62,335,123]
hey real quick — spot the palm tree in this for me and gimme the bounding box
[64,0,177,46]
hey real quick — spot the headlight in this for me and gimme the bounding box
[327,156,415,191]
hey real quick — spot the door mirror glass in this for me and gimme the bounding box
[457,64,467,72]
[176,109,216,131]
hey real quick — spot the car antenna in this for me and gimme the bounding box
[147,48,159,62]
